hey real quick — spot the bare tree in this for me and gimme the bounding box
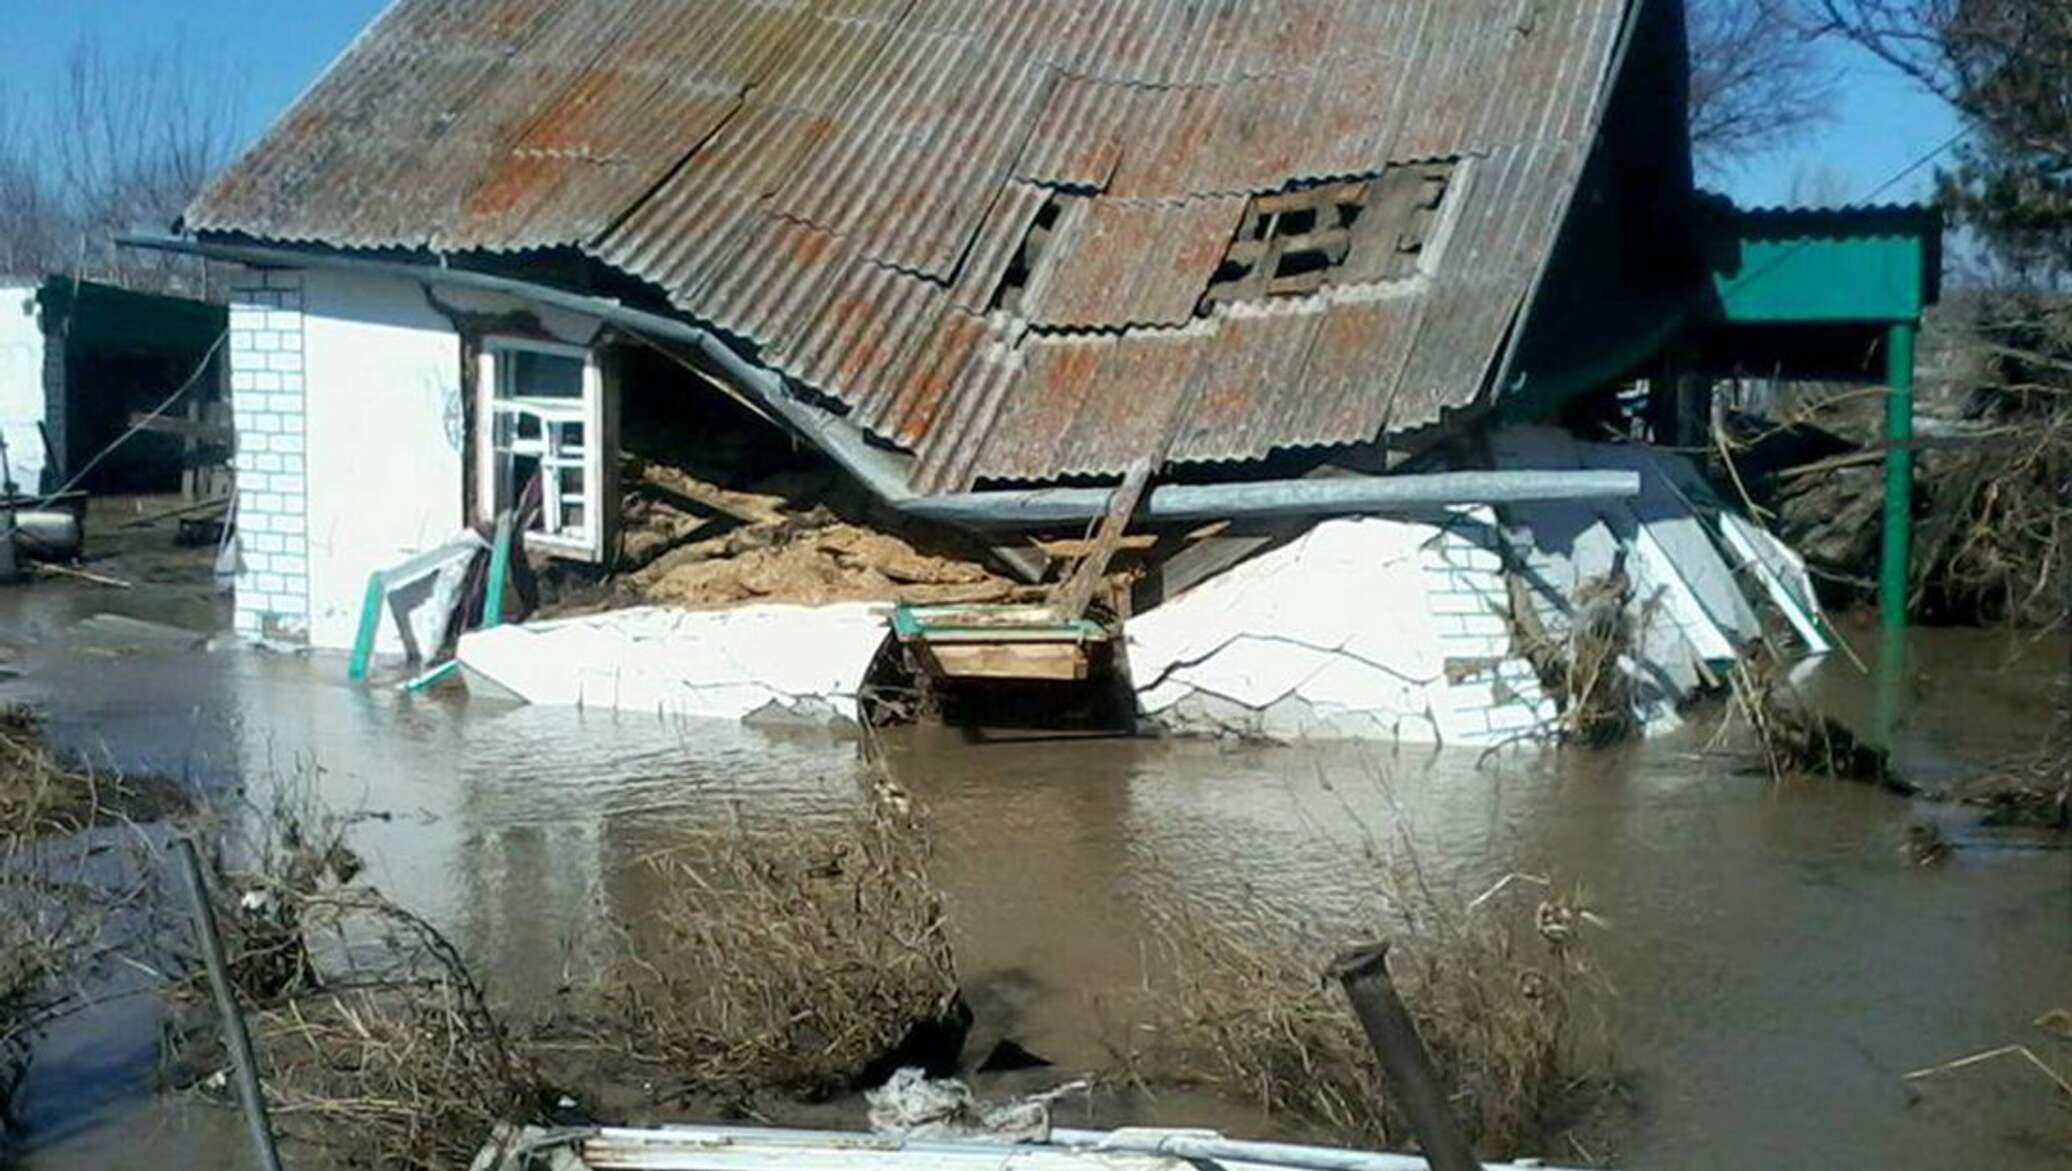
[1687,0,1839,171]
[1811,1,2070,279]
[50,36,242,291]
[0,91,62,279]
[5,35,242,292]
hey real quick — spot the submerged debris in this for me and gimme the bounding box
[1508,565,1640,748]
[1724,650,1905,791]
[1956,743,2071,830]
[0,704,188,837]
[865,1068,1086,1141]
[1117,850,1613,1157]
[591,777,964,1104]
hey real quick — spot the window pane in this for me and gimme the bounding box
[498,348,584,400]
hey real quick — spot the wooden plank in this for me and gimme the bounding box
[129,413,233,443]
[1047,457,1152,621]
[1032,533,1158,559]
[929,641,1088,681]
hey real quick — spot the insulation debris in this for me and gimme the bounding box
[627,510,1024,611]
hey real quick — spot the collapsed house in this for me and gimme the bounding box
[127,0,1939,744]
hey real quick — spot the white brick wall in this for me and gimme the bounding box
[1421,510,1559,746]
[230,271,310,644]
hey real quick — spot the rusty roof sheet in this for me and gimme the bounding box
[1021,195,1247,329]
[191,0,1636,492]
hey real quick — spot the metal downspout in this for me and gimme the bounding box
[118,233,1643,529]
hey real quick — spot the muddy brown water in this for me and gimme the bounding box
[1,562,2066,1170]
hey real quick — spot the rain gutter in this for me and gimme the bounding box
[119,232,1639,528]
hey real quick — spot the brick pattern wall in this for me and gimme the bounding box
[229,271,310,643]
[1421,510,1557,744]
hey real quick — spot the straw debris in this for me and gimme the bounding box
[1117,862,1613,1157]
[592,776,963,1105]
[0,703,186,840]
[1508,565,1641,747]
[1722,647,1904,791]
[240,894,546,1171]
[1,706,174,1125]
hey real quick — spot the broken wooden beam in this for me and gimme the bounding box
[127,413,233,444]
[1047,457,1152,622]
[1032,533,1159,559]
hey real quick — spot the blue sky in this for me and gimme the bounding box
[0,0,1964,210]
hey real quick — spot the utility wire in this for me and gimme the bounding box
[33,328,229,508]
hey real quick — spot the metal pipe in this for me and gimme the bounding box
[906,470,1640,528]
[118,232,919,504]
[573,1125,1584,1171]
[1047,1130,1580,1171]
[117,233,1639,533]
[174,836,287,1171]
[1875,321,1916,738]
[1330,942,1482,1171]
[1878,321,1916,637]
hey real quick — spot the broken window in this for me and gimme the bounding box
[476,337,604,561]
[1200,161,1458,309]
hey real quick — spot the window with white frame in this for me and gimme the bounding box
[476,338,603,560]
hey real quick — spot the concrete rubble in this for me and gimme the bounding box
[458,602,887,726]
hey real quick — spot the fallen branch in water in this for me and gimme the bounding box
[1905,1045,2072,1099]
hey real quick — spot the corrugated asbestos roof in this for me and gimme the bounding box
[190,0,1634,492]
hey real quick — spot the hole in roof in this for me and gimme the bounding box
[1198,161,1457,311]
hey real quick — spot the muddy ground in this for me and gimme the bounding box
[0,498,2066,1170]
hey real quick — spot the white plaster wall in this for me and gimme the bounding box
[296,269,605,651]
[301,270,467,649]
[0,283,46,492]
[1128,513,1559,745]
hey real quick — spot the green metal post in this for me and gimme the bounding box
[482,509,513,631]
[1878,322,1917,635]
[1876,322,1917,736]
[346,571,386,682]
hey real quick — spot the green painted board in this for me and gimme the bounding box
[1704,206,1939,325]
[891,603,1107,644]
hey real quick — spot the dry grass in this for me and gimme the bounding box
[166,785,543,1170]
[1508,569,1641,748]
[0,704,186,842]
[241,893,545,1171]
[1912,344,2072,629]
[592,775,962,1103]
[1116,857,1613,1158]
[1721,645,1905,792]
[0,705,171,1126]
[1957,741,2071,829]
[0,847,109,1127]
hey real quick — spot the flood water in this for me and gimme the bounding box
[3,571,2066,1170]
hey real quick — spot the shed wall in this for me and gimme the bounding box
[0,283,46,491]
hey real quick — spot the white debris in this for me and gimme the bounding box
[1128,511,1557,745]
[1129,432,1829,745]
[456,602,889,724]
[865,1068,1085,1142]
